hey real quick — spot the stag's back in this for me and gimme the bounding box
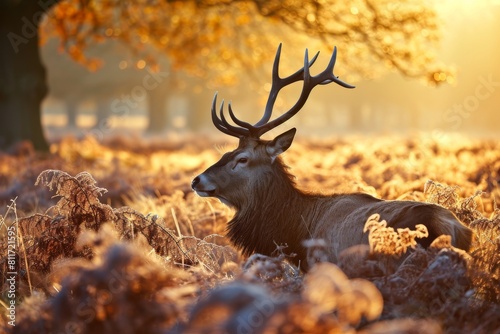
[310,193,473,263]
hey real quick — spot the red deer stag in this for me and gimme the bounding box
[191,44,473,270]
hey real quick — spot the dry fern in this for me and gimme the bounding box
[2,169,235,285]
[183,262,383,333]
[1,135,500,334]
[363,213,429,257]
[424,180,484,225]
[303,262,383,326]
[36,170,114,230]
[240,250,302,294]
[11,227,191,334]
[424,180,461,209]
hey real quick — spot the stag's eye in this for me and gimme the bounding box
[232,156,249,170]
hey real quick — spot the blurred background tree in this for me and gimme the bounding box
[1,0,451,151]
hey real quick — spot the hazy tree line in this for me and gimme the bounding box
[42,33,500,138]
[3,1,499,151]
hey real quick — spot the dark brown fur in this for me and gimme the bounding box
[230,158,472,269]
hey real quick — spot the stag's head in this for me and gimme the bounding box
[192,44,354,208]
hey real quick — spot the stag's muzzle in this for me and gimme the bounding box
[191,174,216,197]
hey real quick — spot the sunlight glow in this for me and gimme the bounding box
[136,59,146,69]
[118,60,128,69]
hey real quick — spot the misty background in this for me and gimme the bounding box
[40,1,500,140]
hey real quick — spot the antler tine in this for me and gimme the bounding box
[219,100,250,137]
[284,49,320,84]
[254,47,354,138]
[211,93,249,137]
[211,94,232,135]
[303,48,311,85]
[228,103,255,130]
[254,49,316,137]
[211,46,354,140]
[319,47,356,88]
[255,44,320,127]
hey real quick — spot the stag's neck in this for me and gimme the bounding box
[227,159,315,264]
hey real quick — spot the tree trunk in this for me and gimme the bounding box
[146,83,168,134]
[94,97,112,129]
[66,99,78,128]
[187,89,212,131]
[0,1,58,151]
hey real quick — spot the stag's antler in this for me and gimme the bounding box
[212,43,355,139]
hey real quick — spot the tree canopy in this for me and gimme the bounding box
[1,0,452,151]
[43,0,452,86]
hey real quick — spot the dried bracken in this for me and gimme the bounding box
[11,226,192,334]
[364,213,429,257]
[0,135,499,333]
[183,262,383,334]
[425,180,485,225]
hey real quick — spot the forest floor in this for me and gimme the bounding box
[0,133,499,333]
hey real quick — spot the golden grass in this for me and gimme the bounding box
[0,133,499,333]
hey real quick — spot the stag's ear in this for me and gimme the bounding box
[266,128,296,161]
